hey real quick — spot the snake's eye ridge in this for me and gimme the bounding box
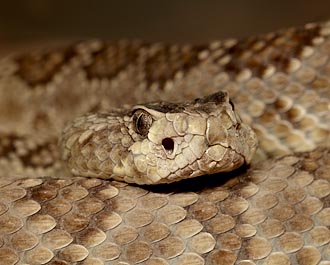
[133,110,153,136]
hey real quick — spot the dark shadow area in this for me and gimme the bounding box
[0,1,330,47]
[138,164,250,194]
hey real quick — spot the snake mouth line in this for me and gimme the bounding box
[163,144,246,183]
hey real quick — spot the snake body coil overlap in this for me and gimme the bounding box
[0,20,329,264]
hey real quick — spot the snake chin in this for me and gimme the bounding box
[60,91,257,185]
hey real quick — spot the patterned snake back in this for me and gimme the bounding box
[0,20,329,264]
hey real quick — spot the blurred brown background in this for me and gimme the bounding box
[0,0,330,46]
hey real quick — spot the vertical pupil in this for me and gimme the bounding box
[138,115,145,130]
[229,100,235,110]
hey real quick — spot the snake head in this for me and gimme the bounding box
[60,91,257,184]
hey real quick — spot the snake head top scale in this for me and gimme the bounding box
[60,91,257,184]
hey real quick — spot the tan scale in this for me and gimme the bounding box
[0,148,328,264]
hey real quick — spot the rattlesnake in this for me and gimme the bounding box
[0,20,329,264]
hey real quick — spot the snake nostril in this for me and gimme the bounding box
[162,138,174,153]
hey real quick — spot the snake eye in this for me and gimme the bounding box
[133,109,153,136]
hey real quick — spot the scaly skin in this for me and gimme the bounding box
[0,21,329,264]
[60,91,257,184]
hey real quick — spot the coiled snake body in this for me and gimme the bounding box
[0,21,329,264]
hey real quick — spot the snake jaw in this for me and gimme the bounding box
[60,91,257,184]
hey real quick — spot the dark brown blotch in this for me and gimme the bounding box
[144,44,207,89]
[221,24,320,77]
[84,41,143,80]
[15,47,76,87]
